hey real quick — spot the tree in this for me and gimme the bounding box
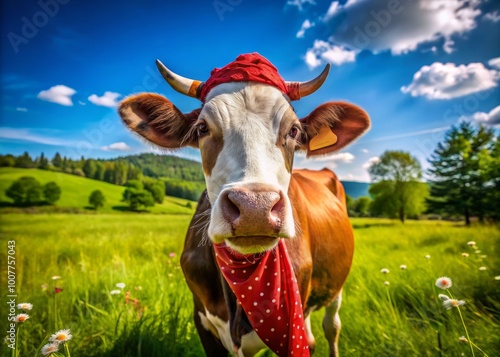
[14,152,34,168]
[345,195,353,209]
[113,161,128,185]
[144,178,165,204]
[61,156,68,171]
[0,154,15,167]
[94,162,105,181]
[52,153,63,168]
[73,168,85,176]
[82,159,96,178]
[427,122,496,225]
[124,180,143,191]
[352,196,371,216]
[38,153,49,169]
[6,176,43,206]
[43,182,61,204]
[369,180,428,219]
[122,180,155,211]
[89,190,106,210]
[369,151,427,223]
[482,138,500,220]
[127,163,143,181]
[103,163,115,183]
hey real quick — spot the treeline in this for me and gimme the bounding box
[0,152,142,185]
[164,179,206,202]
[0,152,206,201]
[355,122,499,225]
[120,154,204,181]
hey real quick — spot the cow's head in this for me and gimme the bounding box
[119,54,370,254]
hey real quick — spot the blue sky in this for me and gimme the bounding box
[1,0,499,182]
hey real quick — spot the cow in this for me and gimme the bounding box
[118,53,370,357]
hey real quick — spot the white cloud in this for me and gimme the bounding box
[401,62,499,100]
[78,101,86,106]
[293,151,356,172]
[305,40,357,68]
[462,105,500,126]
[287,0,315,11]
[484,11,500,22]
[296,19,314,38]
[488,57,500,70]
[338,172,370,182]
[367,126,450,143]
[305,49,322,69]
[321,0,481,55]
[362,156,380,169]
[307,152,355,165]
[88,91,121,108]
[361,148,369,153]
[16,107,27,112]
[37,85,76,106]
[0,127,74,146]
[101,142,131,151]
[330,152,355,163]
[145,146,202,162]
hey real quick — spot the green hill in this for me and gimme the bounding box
[0,168,196,214]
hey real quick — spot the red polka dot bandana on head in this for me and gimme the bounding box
[214,239,310,356]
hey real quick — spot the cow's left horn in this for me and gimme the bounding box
[286,63,330,100]
[156,59,203,98]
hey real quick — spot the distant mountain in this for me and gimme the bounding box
[341,181,370,199]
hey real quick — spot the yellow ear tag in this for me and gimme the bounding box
[309,126,338,151]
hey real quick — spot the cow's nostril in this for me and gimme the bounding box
[270,195,285,229]
[271,196,284,216]
[221,191,241,224]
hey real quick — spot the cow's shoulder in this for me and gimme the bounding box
[291,168,346,207]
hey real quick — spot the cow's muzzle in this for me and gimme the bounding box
[220,184,286,237]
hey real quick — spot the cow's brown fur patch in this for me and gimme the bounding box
[199,132,224,177]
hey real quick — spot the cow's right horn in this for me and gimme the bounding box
[156,59,203,99]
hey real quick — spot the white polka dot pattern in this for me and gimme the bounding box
[214,239,309,356]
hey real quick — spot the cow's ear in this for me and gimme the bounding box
[118,93,200,148]
[299,101,370,156]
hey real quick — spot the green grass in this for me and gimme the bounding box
[0,168,196,214]
[0,215,498,356]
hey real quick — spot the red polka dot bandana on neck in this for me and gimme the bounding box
[213,239,310,356]
[199,53,301,103]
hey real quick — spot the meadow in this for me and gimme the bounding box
[0,214,498,356]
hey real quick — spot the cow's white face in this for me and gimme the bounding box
[119,67,370,255]
[198,83,299,252]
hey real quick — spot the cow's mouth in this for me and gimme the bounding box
[226,236,279,254]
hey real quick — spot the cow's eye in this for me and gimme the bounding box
[197,122,209,135]
[288,126,300,139]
